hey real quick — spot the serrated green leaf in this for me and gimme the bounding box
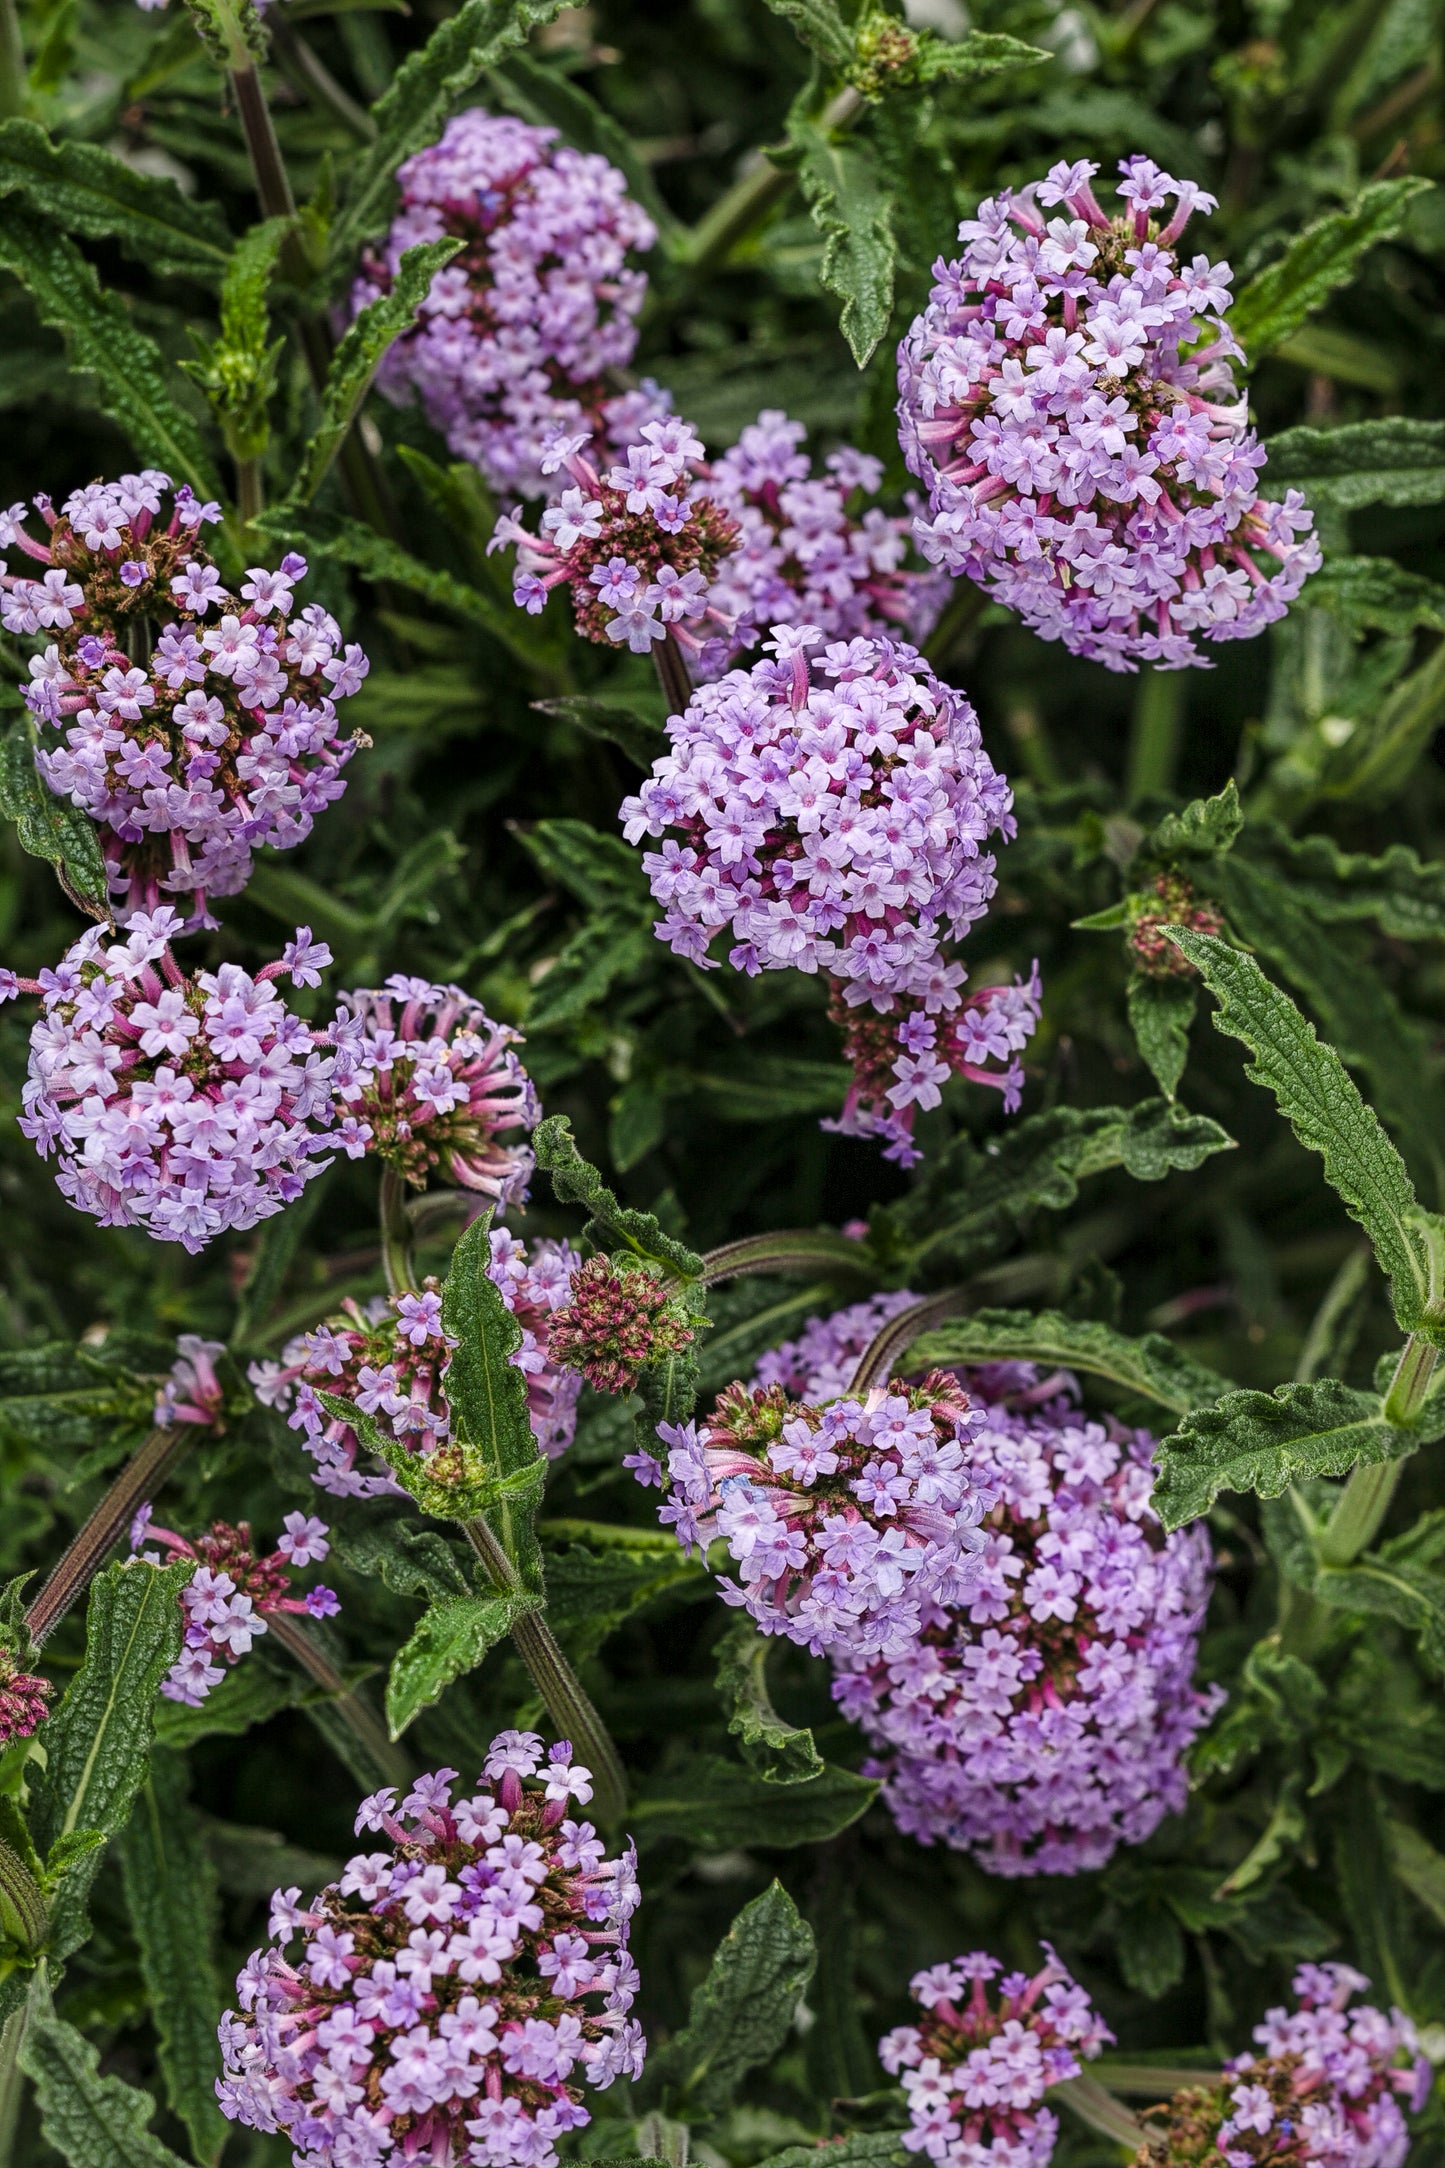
[117,1752,227,2163]
[1215,1773,1309,1897]
[1153,1378,1418,1530]
[532,691,667,768]
[912,1307,1232,1417]
[541,1536,703,1662]
[441,1213,542,1493]
[1314,1554,1445,1669]
[1128,977,1196,1101]
[716,1617,825,1783]
[534,1115,704,1279]
[1145,780,1243,860]
[22,2012,190,2168]
[1262,418,1445,510]
[687,1058,854,1121]
[0,716,116,923]
[1303,554,1445,635]
[152,1659,300,1749]
[1242,830,1445,943]
[754,2140,909,2168]
[329,1515,473,1604]
[0,211,220,499]
[521,818,652,913]
[790,120,895,366]
[1174,929,1442,1336]
[630,1752,877,1848]
[912,28,1049,82]
[386,1591,535,1736]
[0,120,231,284]
[180,0,267,65]
[1230,178,1431,358]
[642,1882,816,2115]
[760,0,853,67]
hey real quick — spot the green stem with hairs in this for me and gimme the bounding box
[680,84,865,271]
[26,1426,194,1650]
[266,1611,411,1789]
[1051,2073,1148,2148]
[1125,666,1185,803]
[379,1167,419,1299]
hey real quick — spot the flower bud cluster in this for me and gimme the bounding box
[548,1253,696,1395]
[1127,873,1224,978]
[898,156,1320,671]
[358,110,658,498]
[132,1506,339,1708]
[3,911,359,1253]
[216,1733,645,2168]
[330,978,539,1204]
[2,477,367,928]
[0,1650,51,1748]
[878,1945,1112,2168]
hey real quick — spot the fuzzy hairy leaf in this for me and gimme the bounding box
[1263,419,1445,509]
[532,692,667,768]
[643,1882,816,2115]
[1145,780,1243,861]
[527,915,655,1030]
[755,2141,908,2168]
[1304,555,1445,635]
[1314,1555,1445,1669]
[117,1753,227,2163]
[760,0,853,66]
[330,1515,473,1604]
[534,1115,704,1278]
[180,0,267,64]
[912,28,1049,82]
[1241,831,1445,942]
[1153,1379,1419,1530]
[1172,930,1440,1338]
[438,1212,545,1571]
[386,1591,536,1736]
[0,120,231,283]
[1230,178,1431,358]
[1128,977,1196,1101]
[716,1617,825,1782]
[520,818,652,913]
[541,1533,703,1662]
[791,120,896,366]
[22,2013,190,2168]
[0,720,111,922]
[912,1308,1233,1417]
[152,1659,300,1748]
[631,1753,877,1847]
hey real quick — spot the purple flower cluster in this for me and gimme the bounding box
[216,1734,644,2167]
[358,110,657,498]
[878,1945,1112,2168]
[2,911,358,1252]
[2,477,367,927]
[898,156,1320,672]
[132,1506,339,1707]
[707,409,948,666]
[330,978,539,1204]
[619,626,1037,1160]
[493,417,741,670]
[252,1231,581,1498]
[633,1367,993,1659]
[0,1652,51,1748]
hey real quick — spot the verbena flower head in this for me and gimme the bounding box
[1135,1965,1427,2168]
[216,1733,644,2166]
[155,1332,229,1428]
[330,979,539,1202]
[639,1368,994,1659]
[251,1232,581,1498]
[492,417,741,670]
[878,1944,1112,2168]
[707,410,948,666]
[0,1650,51,1747]
[133,1508,339,1707]
[1127,873,1224,978]
[358,109,657,498]
[548,1254,695,1394]
[5,911,355,1253]
[897,156,1320,672]
[619,627,1037,1160]
[1,479,368,926]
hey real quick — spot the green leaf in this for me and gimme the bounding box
[1215,1773,1309,1897]
[116,1752,227,2164]
[327,0,571,271]
[1242,829,1445,942]
[790,120,895,366]
[520,818,652,913]
[642,1882,816,2116]
[0,120,231,283]
[21,2013,190,2168]
[441,1213,542,1490]
[1152,1378,1419,1530]
[1387,1818,1445,1927]
[294,237,459,503]
[534,1115,704,1279]
[0,211,221,499]
[716,1617,825,1783]
[181,215,287,462]
[532,692,667,768]
[687,1057,855,1121]
[1262,418,1445,510]
[152,1658,300,1748]
[0,719,111,921]
[1128,977,1196,1101]
[911,1308,1233,1417]
[754,2140,908,2168]
[541,1534,704,1662]
[386,1591,535,1736]
[912,28,1050,82]
[1174,929,1443,1336]
[1230,178,1431,358]
[180,0,267,65]
[760,0,853,68]
[630,1752,878,1848]
[329,1515,472,1604]
[1303,554,1445,635]
[1145,779,1243,860]
[1314,1554,1445,1669]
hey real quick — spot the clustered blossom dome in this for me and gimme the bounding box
[357,109,658,498]
[1126,873,1224,978]
[331,978,539,1204]
[216,1732,645,2167]
[879,1945,1112,2168]
[707,410,948,667]
[494,417,741,672]
[1135,1965,1428,2168]
[897,155,1320,672]
[633,1367,994,1660]
[548,1253,696,1395]
[133,1507,338,1708]
[252,1232,581,1497]
[1,476,368,927]
[619,626,1039,1161]
[2,911,357,1253]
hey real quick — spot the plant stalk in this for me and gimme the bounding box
[379,1166,419,1298]
[1052,2073,1148,2148]
[26,1426,193,1650]
[1125,666,1185,803]
[0,0,24,121]
[0,2002,28,2165]
[1317,1459,1404,1569]
[681,84,864,270]
[652,631,694,719]
[237,454,265,529]
[266,1611,411,1789]
[272,19,376,143]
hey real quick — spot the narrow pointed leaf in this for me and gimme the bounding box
[642,1882,816,2115]
[386,1591,536,1736]
[912,1309,1233,1417]
[716,1619,825,1783]
[0,120,231,283]
[0,720,111,922]
[22,2014,191,2168]
[1262,419,1445,510]
[791,121,896,366]
[1231,178,1431,357]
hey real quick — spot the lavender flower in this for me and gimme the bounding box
[329,978,539,1204]
[878,1944,1112,2168]
[641,1368,994,1659]
[357,110,658,498]
[1,480,367,927]
[216,1734,644,2166]
[1136,1964,1427,2168]
[4,910,356,1253]
[548,1254,696,1394]
[251,1233,581,1498]
[619,626,1037,1162]
[132,1509,339,1708]
[155,1333,228,1429]
[897,156,1320,672]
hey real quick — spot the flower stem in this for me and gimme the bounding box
[1317,1459,1403,1570]
[1051,2073,1148,2148]
[652,632,694,719]
[0,2002,28,2165]
[379,1166,419,1299]
[680,85,864,270]
[26,1426,193,1650]
[0,0,24,121]
[266,1611,412,1790]
[1125,665,1185,803]
[1381,1327,1439,1428]
[237,454,265,529]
